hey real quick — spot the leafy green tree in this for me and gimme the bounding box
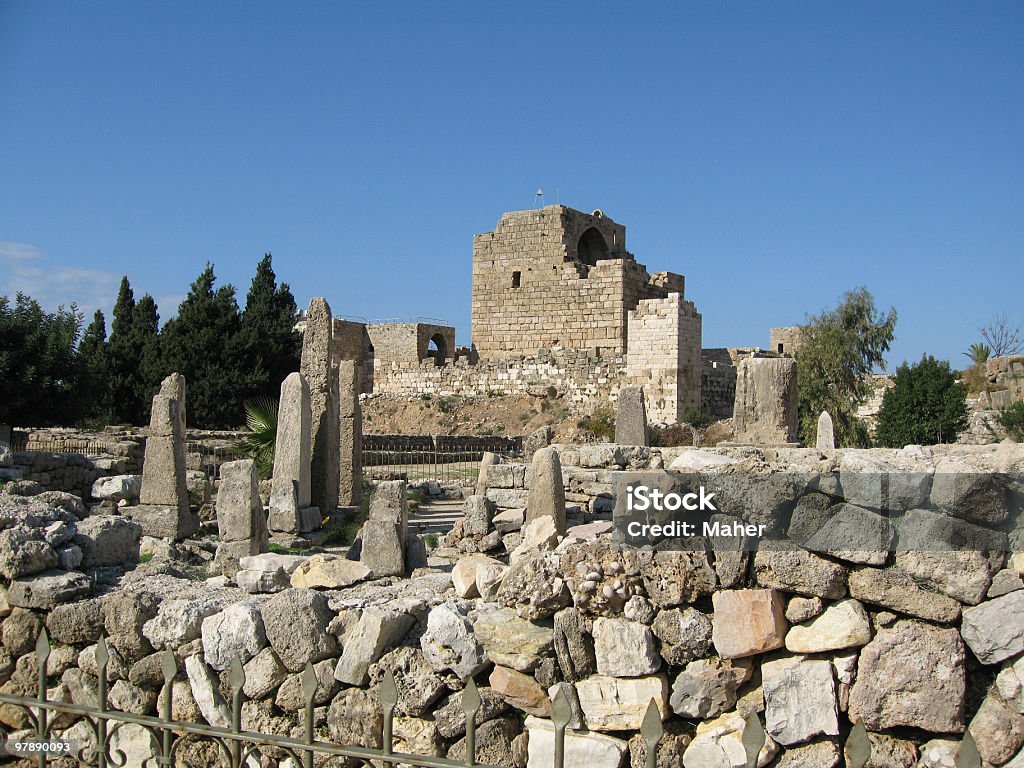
[796,287,897,447]
[76,309,109,422]
[876,355,969,447]
[237,254,301,405]
[160,264,244,428]
[0,293,83,425]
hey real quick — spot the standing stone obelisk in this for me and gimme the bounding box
[215,458,268,577]
[338,359,363,508]
[614,386,649,446]
[268,372,313,533]
[526,446,566,534]
[816,411,835,450]
[135,373,200,540]
[301,298,339,517]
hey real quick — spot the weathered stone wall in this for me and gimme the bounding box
[701,360,737,419]
[986,355,1024,408]
[0,434,144,498]
[371,349,629,410]
[4,444,1021,768]
[331,318,375,394]
[470,206,679,358]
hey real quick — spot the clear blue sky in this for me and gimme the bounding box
[1,2,1021,369]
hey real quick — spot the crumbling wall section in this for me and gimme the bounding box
[372,350,628,411]
[626,294,702,424]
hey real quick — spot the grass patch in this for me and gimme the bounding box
[424,532,439,549]
[138,552,153,564]
[321,484,375,547]
[267,542,308,555]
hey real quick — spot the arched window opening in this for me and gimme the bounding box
[577,227,610,266]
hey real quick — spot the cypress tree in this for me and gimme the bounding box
[238,253,301,404]
[106,277,140,424]
[133,294,163,411]
[76,309,109,422]
[160,264,244,428]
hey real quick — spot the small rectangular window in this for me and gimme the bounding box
[512,271,521,288]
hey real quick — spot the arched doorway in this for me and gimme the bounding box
[577,227,610,266]
[427,333,448,366]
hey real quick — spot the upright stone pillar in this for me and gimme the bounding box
[731,357,799,445]
[476,451,499,496]
[338,360,363,508]
[215,459,269,577]
[360,480,407,577]
[614,386,649,446]
[301,298,339,517]
[526,446,566,534]
[159,372,187,438]
[816,411,835,450]
[268,372,316,533]
[135,374,199,540]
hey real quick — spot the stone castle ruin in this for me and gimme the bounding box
[304,206,723,425]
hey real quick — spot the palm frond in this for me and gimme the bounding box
[235,396,279,479]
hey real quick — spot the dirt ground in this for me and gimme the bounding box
[361,391,734,446]
[362,392,582,439]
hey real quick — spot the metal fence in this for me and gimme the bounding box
[0,630,662,768]
[0,633,986,768]
[8,434,124,456]
[361,435,521,486]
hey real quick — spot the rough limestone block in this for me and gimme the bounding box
[526,446,566,534]
[762,657,839,745]
[615,386,649,446]
[848,619,965,733]
[711,589,787,659]
[732,357,798,445]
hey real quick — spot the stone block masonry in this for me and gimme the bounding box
[626,294,702,424]
[470,206,686,359]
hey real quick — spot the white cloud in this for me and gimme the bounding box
[0,241,122,319]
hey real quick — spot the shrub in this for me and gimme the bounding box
[577,409,615,441]
[648,424,694,447]
[875,355,969,447]
[997,401,1024,442]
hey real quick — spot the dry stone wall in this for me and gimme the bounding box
[372,349,630,410]
[985,355,1024,408]
[1,443,1022,768]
